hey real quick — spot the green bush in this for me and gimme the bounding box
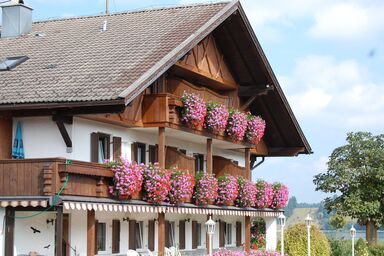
[329,239,352,256]
[368,242,384,256]
[356,238,369,256]
[283,223,331,256]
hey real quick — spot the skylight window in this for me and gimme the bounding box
[0,56,29,71]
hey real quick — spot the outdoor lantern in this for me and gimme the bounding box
[278,213,286,227]
[305,214,312,228]
[305,214,312,256]
[205,216,216,235]
[206,216,216,256]
[350,225,356,256]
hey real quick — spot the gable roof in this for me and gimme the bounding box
[0,0,311,155]
[0,1,233,104]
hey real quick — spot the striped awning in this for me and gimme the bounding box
[0,199,48,208]
[63,201,280,217]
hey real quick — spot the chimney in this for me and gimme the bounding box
[1,0,32,38]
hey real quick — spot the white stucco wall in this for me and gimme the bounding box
[265,217,277,251]
[0,208,4,256]
[13,117,245,166]
[13,211,56,256]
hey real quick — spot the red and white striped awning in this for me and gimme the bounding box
[0,200,48,208]
[63,202,280,217]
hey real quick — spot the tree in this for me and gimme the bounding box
[284,196,297,217]
[329,214,347,239]
[313,132,384,244]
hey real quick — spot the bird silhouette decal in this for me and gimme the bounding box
[44,244,50,249]
[30,227,41,233]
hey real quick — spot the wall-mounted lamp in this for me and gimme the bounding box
[123,217,129,222]
[46,219,54,225]
[184,218,191,223]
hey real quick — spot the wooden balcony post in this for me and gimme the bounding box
[87,209,96,256]
[5,207,15,256]
[245,216,251,253]
[206,138,213,174]
[0,115,12,159]
[158,127,166,168]
[158,212,165,256]
[245,148,251,180]
[55,205,63,256]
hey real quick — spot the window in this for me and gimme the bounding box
[97,222,106,251]
[194,153,204,173]
[225,223,232,245]
[132,142,146,164]
[0,56,29,71]
[148,145,158,163]
[91,133,110,163]
[165,221,176,248]
[135,221,144,249]
[196,223,202,247]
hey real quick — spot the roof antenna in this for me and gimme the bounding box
[105,0,109,15]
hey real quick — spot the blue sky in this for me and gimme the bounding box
[4,0,384,203]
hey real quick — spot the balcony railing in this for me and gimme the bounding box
[213,155,246,178]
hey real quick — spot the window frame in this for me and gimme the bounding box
[225,223,233,246]
[194,153,204,173]
[96,222,107,252]
[135,221,144,250]
[132,142,146,164]
[196,223,202,248]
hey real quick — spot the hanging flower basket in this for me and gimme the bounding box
[204,102,229,135]
[255,180,273,209]
[226,108,248,141]
[142,163,171,205]
[167,168,195,206]
[235,176,257,208]
[245,114,266,144]
[194,172,218,206]
[270,182,289,209]
[216,174,238,206]
[108,158,143,200]
[180,91,207,130]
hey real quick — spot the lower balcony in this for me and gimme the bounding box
[0,154,248,198]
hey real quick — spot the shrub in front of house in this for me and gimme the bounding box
[180,91,206,129]
[255,180,273,209]
[328,239,352,256]
[212,249,284,256]
[108,158,143,199]
[142,163,171,205]
[245,114,266,144]
[236,176,257,207]
[282,223,331,256]
[226,108,248,141]
[194,172,218,206]
[167,168,195,205]
[270,182,289,209]
[205,102,229,135]
[216,174,238,205]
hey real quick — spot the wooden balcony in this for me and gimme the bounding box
[0,158,112,198]
[0,154,246,198]
[213,155,247,178]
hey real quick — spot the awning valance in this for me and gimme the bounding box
[62,198,281,218]
[0,199,48,208]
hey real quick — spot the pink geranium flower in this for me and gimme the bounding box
[181,91,207,129]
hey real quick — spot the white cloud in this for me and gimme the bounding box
[309,2,384,40]
[281,54,384,129]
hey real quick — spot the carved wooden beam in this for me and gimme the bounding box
[53,115,73,150]
[238,84,274,97]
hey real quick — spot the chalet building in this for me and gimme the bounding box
[0,1,311,256]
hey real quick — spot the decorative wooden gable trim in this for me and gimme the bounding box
[174,34,237,90]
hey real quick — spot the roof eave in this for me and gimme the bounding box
[236,3,312,155]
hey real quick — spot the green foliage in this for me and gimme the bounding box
[284,223,331,256]
[356,238,369,256]
[368,243,384,256]
[329,214,347,230]
[313,132,384,230]
[284,196,297,217]
[329,239,352,256]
